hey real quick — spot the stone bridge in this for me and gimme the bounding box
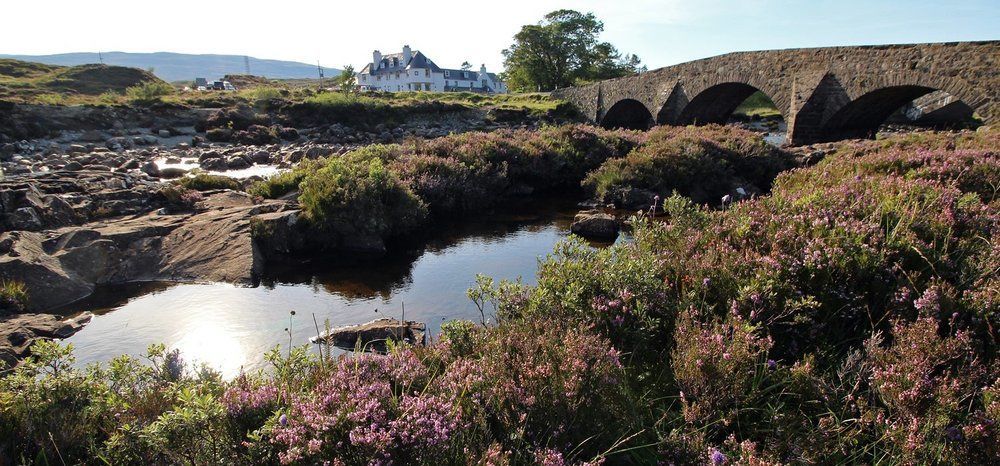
[552,41,999,145]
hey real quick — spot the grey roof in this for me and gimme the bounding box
[440,69,479,81]
[360,50,442,75]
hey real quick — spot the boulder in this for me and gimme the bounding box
[200,157,228,171]
[119,159,140,170]
[226,156,251,169]
[311,318,426,352]
[233,125,279,145]
[249,150,271,164]
[570,210,620,240]
[140,161,160,177]
[158,167,188,179]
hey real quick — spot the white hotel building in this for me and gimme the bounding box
[356,45,507,94]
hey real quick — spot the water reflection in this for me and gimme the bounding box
[58,199,613,378]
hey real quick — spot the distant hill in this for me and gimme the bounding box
[0,52,342,82]
[0,59,164,102]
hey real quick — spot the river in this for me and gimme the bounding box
[55,199,618,378]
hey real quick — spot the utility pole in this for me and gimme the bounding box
[244,55,251,75]
[317,61,324,79]
[98,51,104,64]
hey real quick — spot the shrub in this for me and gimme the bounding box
[0,324,629,464]
[583,124,793,206]
[125,81,174,104]
[0,280,27,315]
[176,173,242,191]
[240,86,283,111]
[299,156,427,246]
[865,317,997,464]
[492,128,998,462]
[157,185,203,212]
[247,165,313,199]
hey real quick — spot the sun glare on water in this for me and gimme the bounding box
[171,319,248,378]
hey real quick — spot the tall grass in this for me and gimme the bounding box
[125,81,174,105]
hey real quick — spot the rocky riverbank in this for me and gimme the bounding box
[1,101,551,180]
[0,171,296,310]
[0,168,301,367]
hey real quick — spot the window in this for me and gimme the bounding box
[444,70,450,77]
[425,69,429,77]
[424,83,431,91]
[462,71,468,79]
[414,70,419,76]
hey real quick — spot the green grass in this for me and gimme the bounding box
[176,174,243,191]
[732,91,782,119]
[125,81,175,105]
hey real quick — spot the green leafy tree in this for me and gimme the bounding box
[502,10,643,92]
[461,61,472,71]
[337,64,357,93]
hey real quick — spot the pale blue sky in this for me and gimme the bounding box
[1,1,996,72]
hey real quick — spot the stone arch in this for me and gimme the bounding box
[670,82,787,126]
[821,85,979,141]
[600,99,653,130]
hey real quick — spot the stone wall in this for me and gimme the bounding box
[553,41,999,145]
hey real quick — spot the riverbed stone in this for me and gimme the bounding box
[311,317,426,351]
[570,210,620,240]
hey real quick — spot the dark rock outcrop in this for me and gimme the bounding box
[570,210,620,240]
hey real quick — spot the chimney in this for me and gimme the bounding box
[373,50,382,70]
[402,45,412,63]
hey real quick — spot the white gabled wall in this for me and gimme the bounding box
[355,47,507,93]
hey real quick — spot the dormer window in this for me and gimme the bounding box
[444,70,450,77]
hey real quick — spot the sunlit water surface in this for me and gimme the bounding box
[58,202,616,378]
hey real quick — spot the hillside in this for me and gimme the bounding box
[0,59,164,103]
[0,52,342,82]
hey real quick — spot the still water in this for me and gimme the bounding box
[57,201,615,378]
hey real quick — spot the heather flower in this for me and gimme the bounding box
[710,448,726,464]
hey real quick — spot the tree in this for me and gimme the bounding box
[502,10,643,92]
[337,64,356,93]
[461,61,472,71]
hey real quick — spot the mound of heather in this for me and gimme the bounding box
[583,124,795,207]
[40,63,164,95]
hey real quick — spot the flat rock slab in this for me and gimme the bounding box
[311,318,426,352]
[0,312,92,370]
[0,190,295,310]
